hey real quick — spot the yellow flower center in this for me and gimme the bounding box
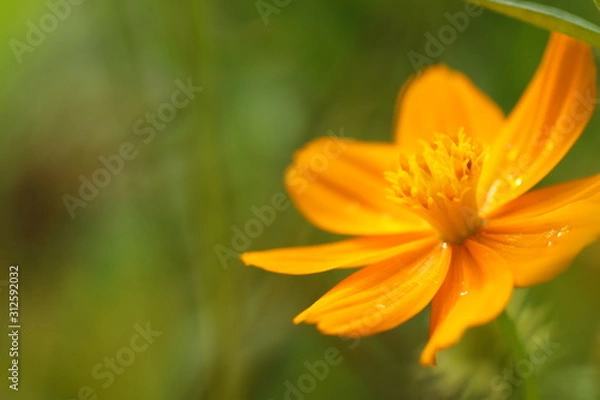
[385,130,484,244]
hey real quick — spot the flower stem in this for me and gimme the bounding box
[496,311,539,400]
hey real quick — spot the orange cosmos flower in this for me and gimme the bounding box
[241,32,599,365]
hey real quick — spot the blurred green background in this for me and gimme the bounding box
[0,0,599,399]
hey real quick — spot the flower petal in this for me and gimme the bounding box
[478,175,600,287]
[478,33,597,214]
[241,231,437,275]
[420,240,513,366]
[294,240,451,337]
[285,137,429,235]
[394,65,504,152]
[486,174,600,220]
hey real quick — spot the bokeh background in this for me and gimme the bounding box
[0,0,599,399]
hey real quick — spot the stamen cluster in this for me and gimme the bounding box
[385,130,485,243]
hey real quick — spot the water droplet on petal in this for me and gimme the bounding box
[376,304,386,310]
[557,225,572,238]
[504,233,523,245]
[514,177,523,187]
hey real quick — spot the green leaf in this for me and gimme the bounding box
[465,0,600,47]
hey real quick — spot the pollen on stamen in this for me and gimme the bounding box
[385,129,486,243]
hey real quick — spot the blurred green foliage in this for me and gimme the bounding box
[0,0,599,399]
